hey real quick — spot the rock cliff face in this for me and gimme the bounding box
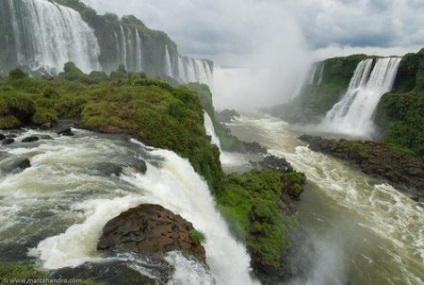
[0,0,213,85]
[97,204,206,263]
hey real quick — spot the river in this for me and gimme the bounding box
[225,114,424,285]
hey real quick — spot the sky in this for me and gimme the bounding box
[81,0,424,110]
[82,0,424,65]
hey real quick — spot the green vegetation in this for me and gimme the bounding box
[375,48,424,159]
[0,261,101,285]
[0,66,223,192]
[217,169,305,269]
[189,229,207,243]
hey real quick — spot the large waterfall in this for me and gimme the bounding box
[0,129,258,285]
[6,0,101,73]
[114,25,143,72]
[321,57,401,138]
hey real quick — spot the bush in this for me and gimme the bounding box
[189,229,206,243]
[9,68,28,80]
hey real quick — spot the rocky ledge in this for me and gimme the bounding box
[97,204,206,263]
[299,135,424,200]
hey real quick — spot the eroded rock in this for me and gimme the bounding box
[98,204,206,263]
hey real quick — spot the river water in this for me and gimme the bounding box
[226,115,424,285]
[0,129,258,285]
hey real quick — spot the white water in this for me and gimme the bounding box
[135,30,143,72]
[119,25,128,69]
[227,115,424,285]
[0,129,257,285]
[321,57,401,138]
[8,0,100,73]
[164,45,173,78]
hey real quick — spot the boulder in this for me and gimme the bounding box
[21,136,39,143]
[57,126,75,136]
[0,134,5,140]
[2,138,14,145]
[98,204,206,263]
[0,157,31,173]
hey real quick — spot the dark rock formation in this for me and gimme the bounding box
[98,204,206,263]
[259,155,292,172]
[56,126,75,136]
[0,157,31,173]
[216,109,240,123]
[2,138,14,145]
[21,136,39,143]
[0,134,5,140]
[299,135,424,199]
[53,261,160,285]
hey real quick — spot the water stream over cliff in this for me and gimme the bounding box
[226,115,424,285]
[0,129,258,285]
[321,57,401,138]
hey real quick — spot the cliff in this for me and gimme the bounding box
[271,54,374,123]
[0,0,213,85]
[374,48,424,158]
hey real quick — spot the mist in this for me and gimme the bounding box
[82,0,312,112]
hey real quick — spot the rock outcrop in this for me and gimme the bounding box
[299,135,424,200]
[98,204,206,263]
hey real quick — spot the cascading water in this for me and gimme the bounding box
[227,115,424,285]
[203,112,222,149]
[0,129,258,285]
[321,57,401,138]
[6,0,100,73]
[135,30,143,72]
[307,62,325,85]
[119,25,128,69]
[164,45,173,78]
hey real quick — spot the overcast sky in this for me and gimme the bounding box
[82,0,424,66]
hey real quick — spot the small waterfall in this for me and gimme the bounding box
[203,111,222,150]
[126,27,134,70]
[7,0,100,73]
[119,25,127,69]
[177,55,188,82]
[307,62,325,85]
[321,57,401,138]
[164,45,173,77]
[135,30,142,72]
[186,58,198,83]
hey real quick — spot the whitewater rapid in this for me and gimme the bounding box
[0,129,258,285]
[227,115,424,285]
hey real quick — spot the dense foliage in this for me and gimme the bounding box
[0,66,223,192]
[375,48,424,158]
[217,169,305,271]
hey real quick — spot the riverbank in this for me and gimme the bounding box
[299,135,424,202]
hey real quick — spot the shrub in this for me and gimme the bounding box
[189,229,207,243]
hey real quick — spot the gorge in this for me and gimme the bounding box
[1,0,424,284]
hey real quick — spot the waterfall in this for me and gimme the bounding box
[0,129,258,285]
[177,55,188,82]
[321,57,401,138]
[164,45,173,77]
[7,0,100,73]
[307,62,325,85]
[119,25,127,69]
[135,30,142,72]
[204,111,222,150]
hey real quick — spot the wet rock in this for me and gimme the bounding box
[40,135,53,140]
[21,136,39,143]
[0,134,5,140]
[0,157,31,173]
[57,126,75,136]
[260,155,291,172]
[53,261,161,285]
[2,138,14,145]
[216,109,240,123]
[96,162,124,176]
[98,204,206,263]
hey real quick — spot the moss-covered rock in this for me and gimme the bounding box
[217,168,305,281]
